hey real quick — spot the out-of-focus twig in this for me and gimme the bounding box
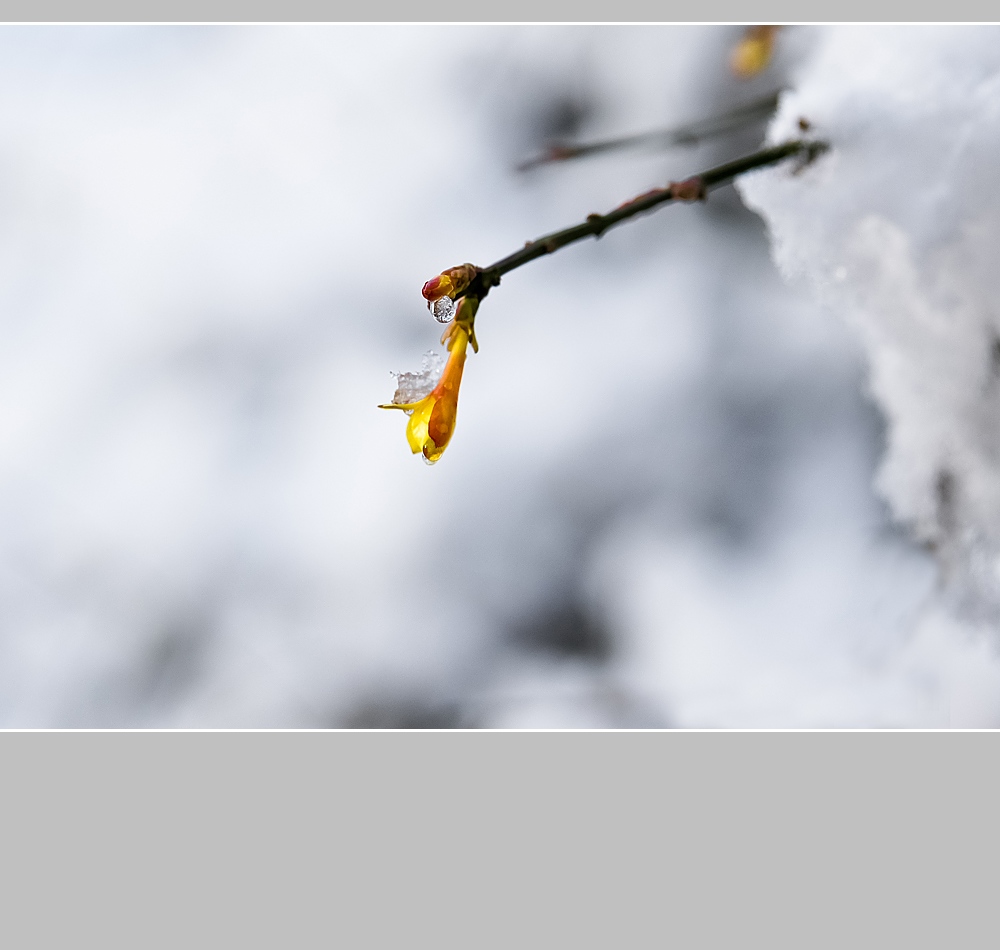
[516,90,783,172]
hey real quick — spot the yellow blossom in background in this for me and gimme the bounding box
[380,297,477,464]
[731,26,780,79]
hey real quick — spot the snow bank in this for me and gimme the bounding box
[739,25,1000,619]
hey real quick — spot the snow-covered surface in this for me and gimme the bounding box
[740,26,1000,627]
[0,25,997,726]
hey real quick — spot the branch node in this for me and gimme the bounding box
[668,176,706,202]
[586,213,606,237]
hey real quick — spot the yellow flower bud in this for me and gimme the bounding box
[421,263,478,304]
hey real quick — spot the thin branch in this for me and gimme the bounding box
[516,90,783,172]
[469,139,826,300]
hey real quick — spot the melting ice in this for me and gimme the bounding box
[389,350,444,409]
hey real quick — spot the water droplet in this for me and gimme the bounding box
[422,454,437,466]
[432,296,455,324]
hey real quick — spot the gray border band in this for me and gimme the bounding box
[0,2,985,24]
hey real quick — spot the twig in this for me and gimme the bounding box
[468,139,826,301]
[517,91,783,172]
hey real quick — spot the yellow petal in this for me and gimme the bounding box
[382,320,472,463]
[405,397,436,455]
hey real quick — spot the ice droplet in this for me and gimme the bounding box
[431,296,455,324]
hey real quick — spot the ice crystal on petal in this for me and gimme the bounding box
[389,350,443,406]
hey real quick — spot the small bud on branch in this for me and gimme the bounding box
[421,263,478,304]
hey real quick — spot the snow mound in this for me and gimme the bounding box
[739,26,1000,618]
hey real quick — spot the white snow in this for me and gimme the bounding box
[740,25,1000,621]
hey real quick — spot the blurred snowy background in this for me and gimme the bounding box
[0,24,998,727]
